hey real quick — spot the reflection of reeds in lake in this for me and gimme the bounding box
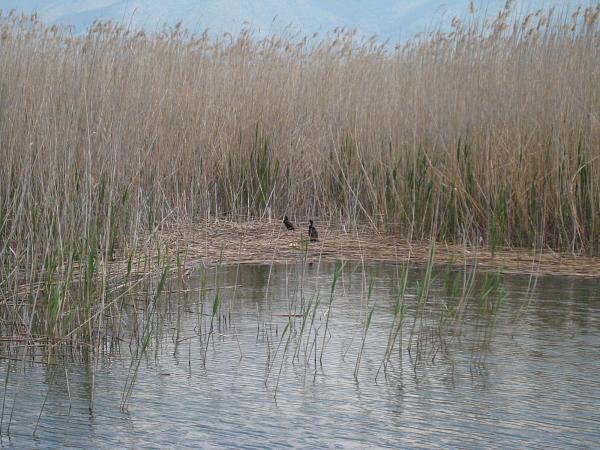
[0,251,533,429]
[0,2,598,395]
[270,255,515,390]
[0,216,591,375]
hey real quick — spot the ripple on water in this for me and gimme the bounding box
[1,264,600,448]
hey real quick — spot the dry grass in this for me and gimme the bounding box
[5,216,597,310]
[1,4,599,260]
[155,219,600,278]
[0,3,599,346]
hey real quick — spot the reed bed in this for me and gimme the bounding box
[1,215,587,375]
[0,2,599,349]
[154,219,600,278]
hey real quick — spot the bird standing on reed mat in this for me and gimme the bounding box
[308,220,319,242]
[283,215,295,230]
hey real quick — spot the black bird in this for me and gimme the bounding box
[308,220,319,242]
[283,215,295,231]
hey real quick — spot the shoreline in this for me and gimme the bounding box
[149,220,600,279]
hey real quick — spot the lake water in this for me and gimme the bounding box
[1,262,599,449]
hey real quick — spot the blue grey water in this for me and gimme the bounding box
[1,262,599,449]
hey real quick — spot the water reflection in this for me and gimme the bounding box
[1,263,600,448]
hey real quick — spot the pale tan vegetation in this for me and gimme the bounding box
[155,220,600,278]
[0,3,599,345]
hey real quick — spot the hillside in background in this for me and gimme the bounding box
[0,0,577,39]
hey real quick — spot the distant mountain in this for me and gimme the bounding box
[0,0,577,41]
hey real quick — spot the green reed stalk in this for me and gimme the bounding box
[354,275,376,380]
[319,260,344,365]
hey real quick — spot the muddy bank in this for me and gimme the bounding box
[152,220,600,278]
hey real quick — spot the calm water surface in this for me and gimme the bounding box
[1,262,599,449]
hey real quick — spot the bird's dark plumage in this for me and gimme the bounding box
[283,215,295,231]
[308,220,319,242]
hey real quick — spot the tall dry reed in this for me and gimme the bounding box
[0,3,599,314]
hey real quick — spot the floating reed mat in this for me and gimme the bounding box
[149,220,600,278]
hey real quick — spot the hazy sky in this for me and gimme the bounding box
[0,0,582,40]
